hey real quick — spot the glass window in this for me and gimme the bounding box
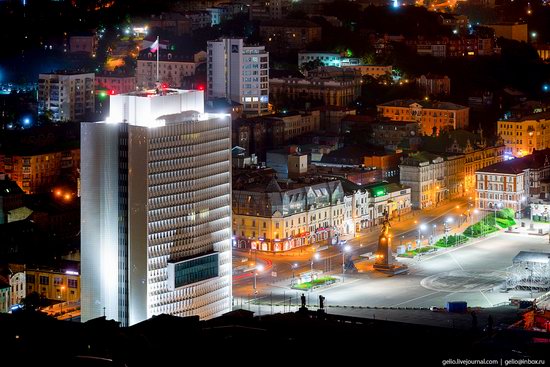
[39,276,49,285]
[68,279,78,288]
[171,253,219,288]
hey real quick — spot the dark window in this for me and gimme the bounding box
[26,274,35,284]
[68,279,78,288]
[39,276,49,285]
[171,253,219,288]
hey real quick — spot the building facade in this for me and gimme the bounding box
[497,112,550,158]
[377,99,469,136]
[0,148,80,194]
[38,72,95,122]
[95,74,137,95]
[416,74,451,96]
[232,178,346,252]
[137,51,206,89]
[25,266,80,303]
[270,67,362,108]
[260,19,322,50]
[81,89,232,326]
[207,38,269,116]
[400,152,447,209]
[365,182,412,225]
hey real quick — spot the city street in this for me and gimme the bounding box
[233,197,471,295]
[233,207,550,318]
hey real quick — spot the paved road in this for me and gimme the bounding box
[234,226,550,314]
[233,197,471,296]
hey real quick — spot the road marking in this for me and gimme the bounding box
[447,252,464,271]
[389,291,440,307]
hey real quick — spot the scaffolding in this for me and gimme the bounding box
[505,251,550,291]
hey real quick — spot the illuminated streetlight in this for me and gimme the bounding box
[253,264,264,294]
[342,245,351,282]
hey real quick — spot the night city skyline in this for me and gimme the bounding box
[0,0,550,365]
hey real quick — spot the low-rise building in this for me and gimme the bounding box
[69,33,97,56]
[486,22,528,42]
[377,99,469,136]
[0,281,10,312]
[365,182,412,225]
[416,74,451,96]
[341,64,392,79]
[298,52,341,68]
[370,119,419,149]
[137,50,205,89]
[95,73,136,95]
[260,19,322,51]
[497,111,550,158]
[25,263,80,303]
[270,66,362,107]
[232,174,346,252]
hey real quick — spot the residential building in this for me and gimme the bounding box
[38,71,95,121]
[270,67,362,108]
[232,174,346,251]
[207,38,269,116]
[298,52,342,68]
[260,19,322,51]
[369,119,419,149]
[137,51,206,89]
[206,3,248,25]
[81,89,232,326]
[316,106,357,132]
[250,0,290,21]
[416,74,451,96]
[7,265,25,306]
[146,12,192,36]
[421,129,506,195]
[341,64,393,79]
[377,99,469,136]
[0,146,80,194]
[363,152,403,182]
[497,111,550,158]
[183,11,212,30]
[69,34,97,56]
[0,177,25,224]
[486,22,528,42]
[95,73,137,95]
[400,152,447,209]
[25,264,80,303]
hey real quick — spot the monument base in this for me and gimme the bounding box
[373,262,409,275]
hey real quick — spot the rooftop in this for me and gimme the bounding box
[500,111,550,123]
[477,148,550,174]
[261,19,321,28]
[378,99,468,110]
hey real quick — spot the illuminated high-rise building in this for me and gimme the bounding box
[81,89,232,326]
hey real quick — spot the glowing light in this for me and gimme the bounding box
[392,0,400,8]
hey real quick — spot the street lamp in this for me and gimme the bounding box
[310,253,320,280]
[444,217,453,246]
[253,264,264,294]
[418,224,427,248]
[291,263,298,286]
[342,245,351,282]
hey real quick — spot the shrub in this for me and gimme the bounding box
[434,234,469,247]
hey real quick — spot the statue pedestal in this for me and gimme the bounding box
[373,232,408,275]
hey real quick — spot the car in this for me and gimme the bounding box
[429,306,440,312]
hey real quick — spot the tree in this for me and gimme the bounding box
[299,59,323,74]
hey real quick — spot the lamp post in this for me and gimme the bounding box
[342,245,351,282]
[60,286,65,315]
[291,263,298,286]
[445,217,453,246]
[253,264,264,294]
[418,224,427,249]
[310,252,320,285]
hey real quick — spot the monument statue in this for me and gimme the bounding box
[373,209,408,275]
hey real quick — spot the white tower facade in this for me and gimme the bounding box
[81,89,232,326]
[207,38,269,116]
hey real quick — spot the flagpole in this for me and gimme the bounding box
[156,36,159,84]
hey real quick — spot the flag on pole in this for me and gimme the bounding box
[150,38,159,53]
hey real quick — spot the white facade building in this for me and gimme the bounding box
[400,152,446,209]
[207,38,269,116]
[81,89,232,326]
[38,72,95,121]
